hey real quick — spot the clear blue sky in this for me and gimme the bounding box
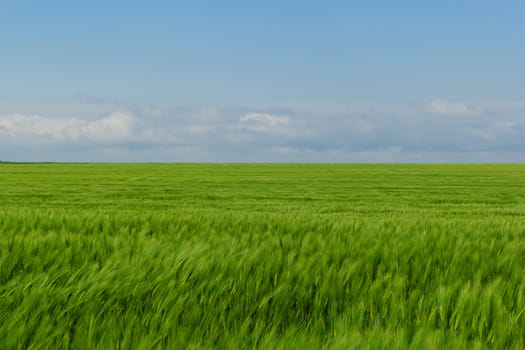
[1,1,524,162]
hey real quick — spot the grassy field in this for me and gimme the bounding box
[1,163,525,349]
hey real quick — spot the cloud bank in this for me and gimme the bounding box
[426,99,486,117]
[0,112,137,143]
[1,99,524,162]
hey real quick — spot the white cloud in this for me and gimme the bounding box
[1,100,524,162]
[238,112,294,135]
[426,99,486,117]
[240,112,291,126]
[239,112,291,133]
[0,112,138,143]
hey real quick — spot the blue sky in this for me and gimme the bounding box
[1,1,524,162]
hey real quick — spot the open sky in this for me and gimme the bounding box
[1,1,524,162]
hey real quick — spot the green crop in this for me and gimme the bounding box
[1,164,524,349]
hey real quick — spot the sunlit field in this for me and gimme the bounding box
[1,164,525,349]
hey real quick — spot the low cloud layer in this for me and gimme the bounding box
[426,99,486,117]
[0,112,137,143]
[239,113,291,132]
[0,112,177,148]
[1,99,524,162]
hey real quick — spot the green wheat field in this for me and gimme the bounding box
[1,163,525,349]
